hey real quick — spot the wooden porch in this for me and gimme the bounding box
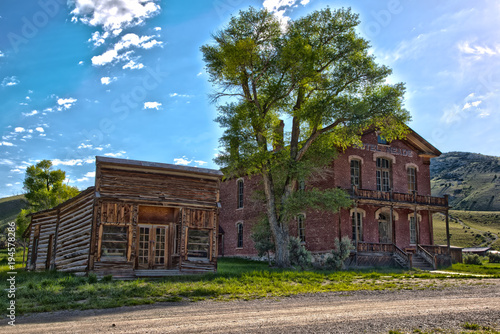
[355,242,456,270]
[349,188,448,209]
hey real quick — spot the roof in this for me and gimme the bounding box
[403,126,441,158]
[96,156,223,178]
[462,247,491,253]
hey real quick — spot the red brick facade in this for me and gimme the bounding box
[219,130,448,261]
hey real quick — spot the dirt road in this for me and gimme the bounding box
[5,279,500,334]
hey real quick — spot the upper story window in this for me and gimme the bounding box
[376,157,391,192]
[237,179,244,209]
[377,135,388,145]
[407,167,417,193]
[297,214,306,243]
[350,159,361,188]
[236,222,243,248]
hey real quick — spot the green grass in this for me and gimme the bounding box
[1,256,491,315]
[388,323,500,333]
[0,195,26,234]
[446,260,500,276]
[433,210,500,250]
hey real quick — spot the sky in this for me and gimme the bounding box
[0,0,499,198]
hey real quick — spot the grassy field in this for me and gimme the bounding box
[433,210,500,250]
[0,195,26,234]
[1,254,499,315]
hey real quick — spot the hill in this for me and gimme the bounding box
[0,194,27,234]
[430,151,500,211]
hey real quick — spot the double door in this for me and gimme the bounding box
[137,224,177,269]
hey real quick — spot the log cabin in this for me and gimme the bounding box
[24,156,223,277]
[219,129,461,269]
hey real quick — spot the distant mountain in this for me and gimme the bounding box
[431,152,500,211]
[0,194,27,234]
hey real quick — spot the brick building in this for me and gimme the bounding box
[219,129,457,268]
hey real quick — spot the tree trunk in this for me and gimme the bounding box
[261,167,291,268]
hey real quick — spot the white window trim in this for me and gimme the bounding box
[405,163,419,172]
[374,208,399,221]
[348,155,364,164]
[373,152,396,164]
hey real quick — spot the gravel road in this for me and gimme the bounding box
[4,279,500,334]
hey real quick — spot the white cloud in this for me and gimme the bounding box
[35,127,44,132]
[2,76,20,87]
[0,50,4,57]
[174,157,191,165]
[6,183,12,187]
[85,171,96,178]
[154,27,161,31]
[463,100,482,110]
[89,30,109,47]
[143,102,162,110]
[0,159,14,165]
[52,157,95,166]
[14,127,25,132]
[458,41,499,57]
[122,60,144,70]
[57,97,77,109]
[76,177,89,182]
[169,93,192,98]
[92,33,161,67]
[70,0,161,32]
[78,142,93,149]
[1,141,14,146]
[78,60,84,65]
[262,0,310,27]
[104,151,126,158]
[194,160,207,166]
[100,76,117,85]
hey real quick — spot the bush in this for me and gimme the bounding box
[87,273,98,284]
[288,236,311,270]
[102,274,113,282]
[488,252,500,263]
[463,254,482,265]
[325,236,354,270]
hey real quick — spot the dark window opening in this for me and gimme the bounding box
[376,158,391,192]
[187,229,210,261]
[350,159,361,188]
[407,167,417,193]
[297,214,305,243]
[236,223,243,248]
[377,135,388,145]
[100,225,128,260]
[351,212,362,242]
[237,179,244,209]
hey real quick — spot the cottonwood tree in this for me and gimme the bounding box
[16,160,79,238]
[202,7,410,267]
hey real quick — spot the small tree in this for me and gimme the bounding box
[326,236,354,270]
[251,217,275,265]
[288,236,311,270]
[16,160,79,238]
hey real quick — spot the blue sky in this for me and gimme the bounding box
[0,0,499,198]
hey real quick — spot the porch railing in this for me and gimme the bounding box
[357,242,393,253]
[417,245,437,269]
[350,188,448,207]
[393,244,411,269]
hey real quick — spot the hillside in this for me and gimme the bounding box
[0,194,27,232]
[431,151,500,211]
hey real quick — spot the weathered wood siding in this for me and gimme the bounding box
[54,189,94,272]
[97,167,219,207]
[26,211,57,271]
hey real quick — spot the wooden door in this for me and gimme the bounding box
[137,225,174,269]
[378,214,392,244]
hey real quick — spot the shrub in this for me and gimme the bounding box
[87,273,98,284]
[288,236,311,270]
[488,252,500,263]
[325,236,354,270]
[102,275,113,282]
[463,253,482,265]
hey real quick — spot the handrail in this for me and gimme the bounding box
[417,245,437,269]
[393,244,410,269]
[357,242,393,253]
[351,188,448,207]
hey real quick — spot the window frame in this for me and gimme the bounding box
[237,179,244,209]
[409,216,417,245]
[350,159,361,188]
[99,224,129,262]
[351,211,363,242]
[376,157,392,192]
[236,222,243,248]
[186,228,211,262]
[297,214,306,243]
[407,166,417,193]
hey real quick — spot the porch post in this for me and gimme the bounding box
[390,205,395,246]
[413,191,419,248]
[354,201,359,266]
[428,210,434,245]
[445,208,450,254]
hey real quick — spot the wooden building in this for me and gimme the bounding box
[219,129,460,269]
[24,157,223,277]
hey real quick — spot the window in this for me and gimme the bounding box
[297,214,305,242]
[407,167,417,193]
[237,179,244,209]
[187,229,210,261]
[377,135,388,145]
[236,222,243,248]
[100,225,128,260]
[376,158,391,192]
[351,212,363,242]
[409,217,417,244]
[350,159,361,188]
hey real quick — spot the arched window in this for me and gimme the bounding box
[407,167,417,193]
[378,213,391,243]
[409,217,417,244]
[236,222,243,248]
[237,179,244,209]
[297,214,306,242]
[350,159,361,188]
[376,158,392,192]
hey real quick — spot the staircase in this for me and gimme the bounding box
[411,253,434,271]
[393,254,408,269]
